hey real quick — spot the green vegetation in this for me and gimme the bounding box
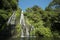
[0,0,21,39]
[0,0,60,39]
[24,4,60,37]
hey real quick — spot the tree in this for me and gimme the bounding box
[46,0,60,12]
[0,0,19,39]
[45,0,60,36]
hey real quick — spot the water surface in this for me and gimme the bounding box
[9,37,60,40]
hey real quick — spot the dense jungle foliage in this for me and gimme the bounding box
[0,0,21,39]
[0,0,60,39]
[24,0,60,37]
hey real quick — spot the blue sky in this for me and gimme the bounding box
[18,0,52,10]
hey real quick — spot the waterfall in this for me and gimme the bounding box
[7,11,16,25]
[20,11,29,37]
[7,11,16,37]
[7,11,35,37]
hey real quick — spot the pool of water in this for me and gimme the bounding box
[8,37,60,40]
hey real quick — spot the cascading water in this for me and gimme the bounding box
[20,11,29,37]
[7,11,16,37]
[7,11,35,38]
[7,11,16,25]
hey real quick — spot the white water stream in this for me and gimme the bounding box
[20,11,29,37]
[7,11,16,25]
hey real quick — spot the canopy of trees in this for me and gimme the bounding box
[24,2,60,37]
[0,0,60,39]
[0,0,20,39]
